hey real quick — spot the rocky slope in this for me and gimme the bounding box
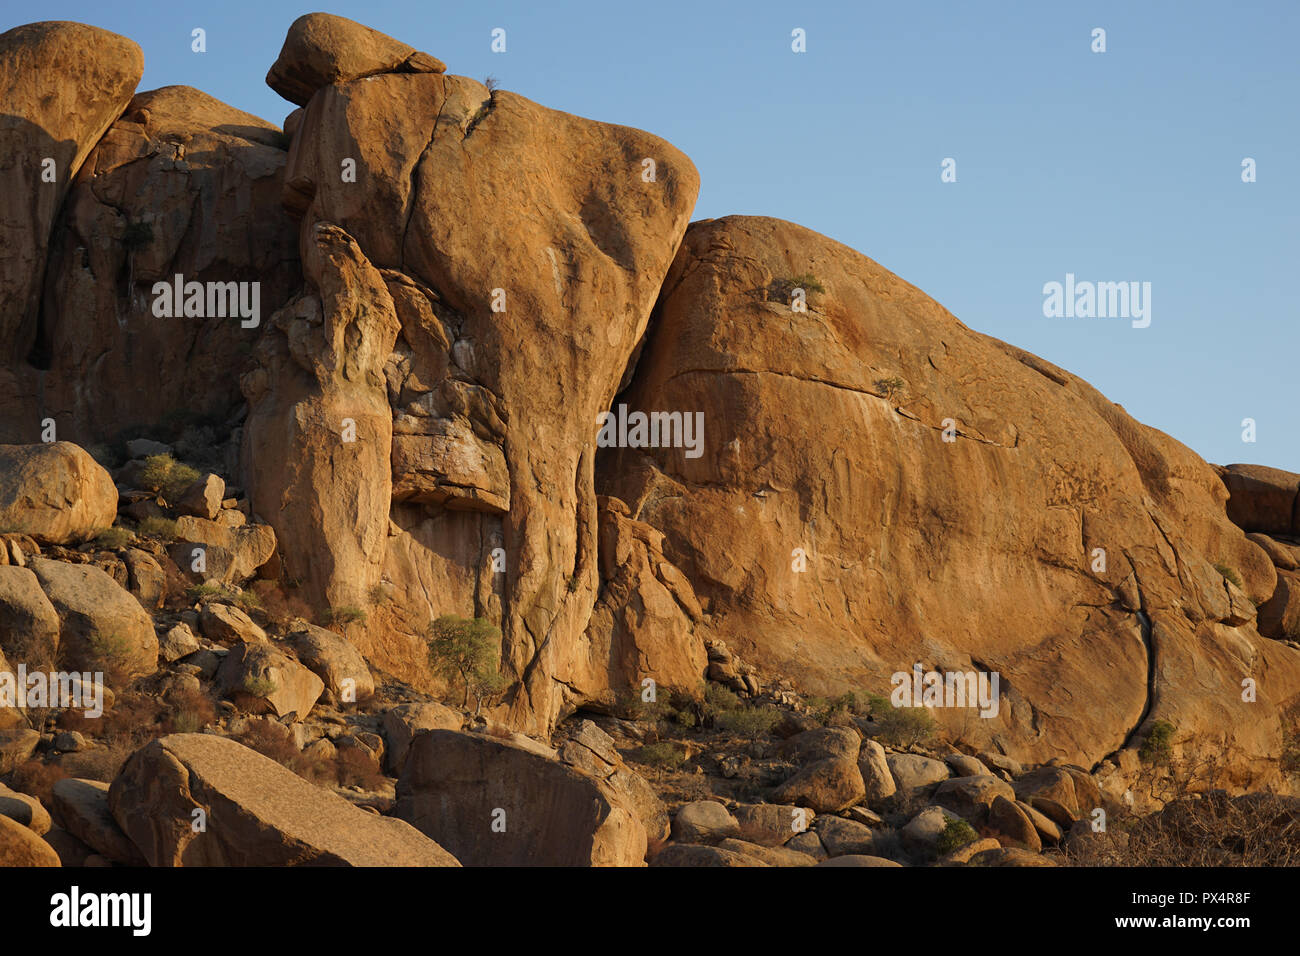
[0,13,1297,867]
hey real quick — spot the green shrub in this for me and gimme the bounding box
[426,614,508,713]
[701,683,742,724]
[865,693,937,747]
[807,692,860,724]
[225,588,262,611]
[717,706,781,737]
[93,526,133,550]
[1213,563,1243,589]
[936,817,979,855]
[1140,719,1176,766]
[875,376,906,401]
[769,273,826,302]
[85,632,134,689]
[322,605,367,627]
[632,741,685,770]
[241,675,278,698]
[185,583,225,603]
[135,516,178,542]
[136,454,202,503]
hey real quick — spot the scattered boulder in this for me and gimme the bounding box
[931,774,1016,825]
[988,795,1042,851]
[110,734,458,865]
[716,838,817,867]
[216,641,323,720]
[937,836,1002,866]
[159,622,201,663]
[786,830,828,860]
[176,474,225,520]
[900,805,964,856]
[394,729,647,866]
[29,556,157,682]
[122,548,166,610]
[671,801,739,845]
[770,727,865,812]
[0,444,117,544]
[50,778,145,865]
[1219,464,1299,537]
[291,623,374,701]
[858,738,896,803]
[0,564,60,661]
[814,815,879,857]
[969,846,1057,867]
[0,812,59,866]
[200,603,268,644]
[0,781,50,834]
[266,12,445,106]
[945,753,991,777]
[887,753,950,792]
[558,720,668,842]
[815,854,904,867]
[381,701,462,773]
[650,844,768,867]
[41,827,94,867]
[174,517,277,584]
[731,802,811,847]
[1014,766,1080,819]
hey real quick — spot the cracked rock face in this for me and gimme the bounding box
[601,215,1300,780]
[259,67,700,732]
[0,22,143,370]
[33,85,301,444]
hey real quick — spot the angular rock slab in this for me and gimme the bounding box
[109,733,459,866]
[394,729,646,866]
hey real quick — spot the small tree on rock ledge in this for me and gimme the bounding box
[426,615,508,714]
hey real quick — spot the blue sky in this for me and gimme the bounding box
[8,0,1298,469]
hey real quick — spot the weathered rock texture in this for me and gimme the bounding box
[29,555,157,681]
[33,85,300,444]
[0,443,116,544]
[394,729,647,866]
[246,63,700,733]
[267,12,445,106]
[0,22,142,371]
[601,215,1300,784]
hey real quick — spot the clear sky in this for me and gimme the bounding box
[7,0,1297,470]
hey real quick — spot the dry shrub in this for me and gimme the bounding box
[56,742,134,783]
[1064,792,1300,867]
[7,759,68,805]
[335,746,387,791]
[57,691,165,751]
[163,687,218,734]
[249,579,314,632]
[236,719,299,766]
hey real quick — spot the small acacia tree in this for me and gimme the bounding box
[426,615,508,713]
